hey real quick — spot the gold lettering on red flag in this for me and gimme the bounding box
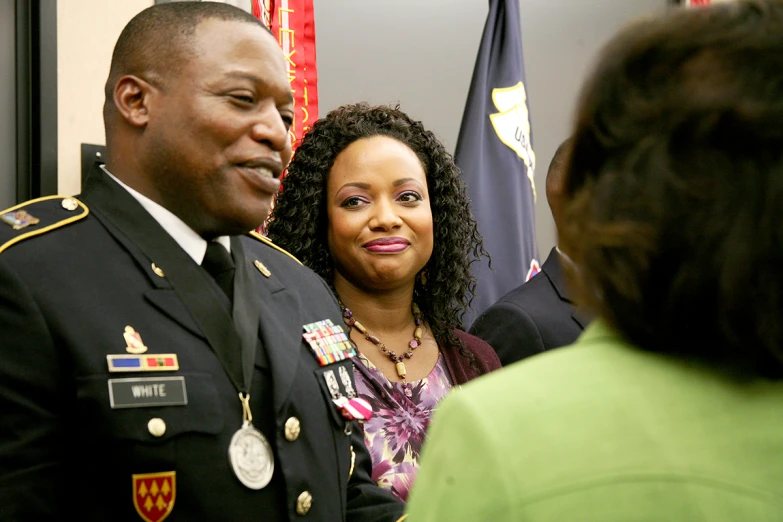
[268,0,319,152]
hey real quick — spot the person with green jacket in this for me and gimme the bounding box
[405,1,783,520]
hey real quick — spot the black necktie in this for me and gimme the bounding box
[202,241,235,302]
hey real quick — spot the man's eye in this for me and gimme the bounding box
[231,94,254,104]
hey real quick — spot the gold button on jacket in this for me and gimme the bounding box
[296,491,312,515]
[61,198,79,211]
[147,417,166,437]
[284,417,301,441]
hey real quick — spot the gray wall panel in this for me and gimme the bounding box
[312,0,666,258]
[520,0,666,255]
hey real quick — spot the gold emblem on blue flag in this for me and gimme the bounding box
[489,81,537,201]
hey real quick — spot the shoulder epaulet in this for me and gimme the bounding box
[0,195,89,255]
[247,231,303,265]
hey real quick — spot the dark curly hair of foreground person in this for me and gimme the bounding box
[267,103,488,366]
[563,0,783,377]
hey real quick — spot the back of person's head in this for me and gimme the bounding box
[563,0,783,375]
[103,1,265,126]
[545,137,573,238]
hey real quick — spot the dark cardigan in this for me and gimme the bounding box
[442,328,502,385]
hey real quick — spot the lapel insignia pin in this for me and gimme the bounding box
[132,471,176,522]
[303,319,356,366]
[253,260,271,278]
[124,326,148,354]
[107,354,179,373]
[1,209,40,230]
[151,263,165,278]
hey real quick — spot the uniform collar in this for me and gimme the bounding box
[101,166,230,263]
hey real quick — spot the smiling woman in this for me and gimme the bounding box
[327,136,434,297]
[267,103,502,501]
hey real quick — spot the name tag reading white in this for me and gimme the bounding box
[108,376,187,409]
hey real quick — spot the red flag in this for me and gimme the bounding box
[255,1,319,233]
[268,0,319,152]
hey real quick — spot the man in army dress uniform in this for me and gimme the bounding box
[0,3,403,521]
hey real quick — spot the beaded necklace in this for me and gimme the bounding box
[339,301,423,388]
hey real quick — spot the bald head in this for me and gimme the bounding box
[104,2,267,120]
[546,137,573,242]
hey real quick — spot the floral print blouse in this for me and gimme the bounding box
[353,353,453,501]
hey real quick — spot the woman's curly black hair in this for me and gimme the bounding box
[267,103,487,368]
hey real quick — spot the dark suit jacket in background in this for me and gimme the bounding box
[469,248,589,366]
[0,170,403,521]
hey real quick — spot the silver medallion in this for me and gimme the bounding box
[228,421,274,490]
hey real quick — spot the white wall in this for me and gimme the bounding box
[57,0,153,195]
[314,0,487,155]
[315,0,667,256]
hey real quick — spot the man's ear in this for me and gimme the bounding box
[113,75,155,128]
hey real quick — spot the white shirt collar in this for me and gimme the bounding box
[101,165,231,264]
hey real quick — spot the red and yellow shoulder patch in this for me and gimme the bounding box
[133,471,176,522]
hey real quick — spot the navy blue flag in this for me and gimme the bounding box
[457,0,539,326]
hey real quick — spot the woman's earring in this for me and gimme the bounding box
[419,270,428,286]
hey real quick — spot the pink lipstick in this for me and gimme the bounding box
[363,237,410,253]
